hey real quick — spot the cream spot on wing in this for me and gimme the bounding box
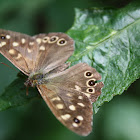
[83,93,91,98]
[29,42,34,45]
[6,35,11,39]
[9,49,16,55]
[75,85,81,91]
[27,48,32,53]
[69,105,76,111]
[66,93,72,97]
[61,114,71,120]
[0,42,6,47]
[77,103,85,107]
[13,42,19,47]
[77,116,83,121]
[1,42,6,46]
[36,38,42,44]
[56,104,64,109]
[15,53,22,59]
[51,97,61,101]
[72,123,79,127]
[21,38,26,44]
[39,46,45,51]
[78,96,83,100]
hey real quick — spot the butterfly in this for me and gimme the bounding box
[0,29,103,136]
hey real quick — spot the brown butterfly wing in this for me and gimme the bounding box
[32,33,74,73]
[0,29,39,75]
[45,63,104,103]
[0,30,74,75]
[37,85,93,136]
[37,63,103,136]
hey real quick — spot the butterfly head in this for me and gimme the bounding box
[24,73,44,87]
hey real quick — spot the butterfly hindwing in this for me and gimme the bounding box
[37,63,103,136]
[37,84,93,136]
[45,63,104,103]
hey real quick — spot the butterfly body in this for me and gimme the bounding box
[24,73,43,87]
[0,29,104,136]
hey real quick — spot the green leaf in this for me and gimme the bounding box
[0,1,140,113]
[67,1,140,113]
[0,73,39,111]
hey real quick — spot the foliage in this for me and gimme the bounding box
[0,1,140,114]
[67,1,140,112]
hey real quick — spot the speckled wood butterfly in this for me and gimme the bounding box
[0,29,103,136]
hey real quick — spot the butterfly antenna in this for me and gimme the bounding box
[0,62,18,72]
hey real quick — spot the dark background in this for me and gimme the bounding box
[0,0,140,140]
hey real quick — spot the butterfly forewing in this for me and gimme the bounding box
[0,29,39,75]
[32,33,74,73]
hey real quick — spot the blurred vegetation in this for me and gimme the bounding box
[0,0,140,140]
